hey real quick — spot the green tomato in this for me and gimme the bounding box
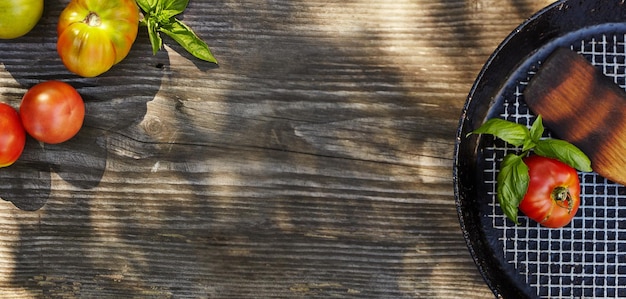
[0,0,43,39]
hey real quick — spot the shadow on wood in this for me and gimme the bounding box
[0,7,169,210]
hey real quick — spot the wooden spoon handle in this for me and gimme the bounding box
[525,47,626,185]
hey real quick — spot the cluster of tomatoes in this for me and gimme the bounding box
[0,81,85,167]
[0,0,140,168]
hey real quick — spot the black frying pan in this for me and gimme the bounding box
[454,1,626,298]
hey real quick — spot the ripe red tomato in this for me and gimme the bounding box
[0,103,26,167]
[20,81,85,144]
[57,0,140,77]
[519,155,581,228]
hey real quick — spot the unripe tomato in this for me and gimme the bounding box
[20,81,85,144]
[0,0,43,39]
[519,155,581,228]
[0,103,26,167]
[57,0,140,77]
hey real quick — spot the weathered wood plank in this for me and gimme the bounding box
[0,0,554,298]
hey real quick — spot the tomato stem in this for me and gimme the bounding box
[552,186,574,214]
[84,12,101,27]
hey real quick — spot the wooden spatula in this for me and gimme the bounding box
[524,47,626,185]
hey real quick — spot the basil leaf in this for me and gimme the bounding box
[522,116,543,151]
[136,0,158,12]
[146,19,163,55]
[497,154,529,224]
[138,0,217,64]
[470,118,529,147]
[535,139,592,172]
[529,115,544,143]
[161,0,189,17]
[522,138,536,153]
[160,19,218,63]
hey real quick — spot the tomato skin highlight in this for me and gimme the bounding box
[20,81,85,144]
[0,103,26,167]
[0,0,43,39]
[57,0,139,77]
[519,155,581,228]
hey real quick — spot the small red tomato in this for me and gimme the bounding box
[0,102,26,167]
[519,155,581,228]
[20,81,85,144]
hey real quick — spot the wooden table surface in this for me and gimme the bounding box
[0,0,556,298]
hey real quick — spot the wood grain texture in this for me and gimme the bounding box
[0,0,554,298]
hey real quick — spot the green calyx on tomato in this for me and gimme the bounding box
[551,186,574,212]
[57,0,140,77]
[136,0,218,64]
[0,103,26,168]
[0,0,43,39]
[469,115,592,228]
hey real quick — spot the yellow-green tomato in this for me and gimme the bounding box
[0,0,44,39]
[57,0,139,77]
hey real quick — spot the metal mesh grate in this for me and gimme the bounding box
[484,33,626,298]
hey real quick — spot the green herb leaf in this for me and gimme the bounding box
[161,0,188,17]
[522,116,543,151]
[535,139,592,172]
[470,118,529,147]
[160,19,218,63]
[136,0,158,12]
[138,0,217,64]
[497,154,530,224]
[522,138,536,153]
[529,115,544,143]
[145,18,162,55]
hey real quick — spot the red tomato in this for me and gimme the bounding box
[0,103,26,167]
[519,155,581,228]
[20,81,85,144]
[57,0,139,77]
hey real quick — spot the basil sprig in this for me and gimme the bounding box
[136,0,218,64]
[469,115,592,224]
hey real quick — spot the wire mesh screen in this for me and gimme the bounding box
[482,32,626,298]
